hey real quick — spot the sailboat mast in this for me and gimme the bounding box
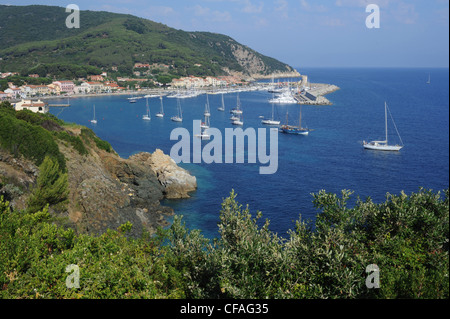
[385,102,388,143]
[299,106,302,128]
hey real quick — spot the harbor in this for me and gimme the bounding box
[6,75,340,107]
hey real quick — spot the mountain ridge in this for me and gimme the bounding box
[0,5,300,80]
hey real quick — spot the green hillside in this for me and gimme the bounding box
[0,5,296,78]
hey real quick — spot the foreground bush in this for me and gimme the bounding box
[166,188,449,299]
[0,188,448,299]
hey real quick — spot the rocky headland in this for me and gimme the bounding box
[0,125,197,238]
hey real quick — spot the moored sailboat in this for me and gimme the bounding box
[262,94,280,125]
[142,98,151,121]
[280,106,310,135]
[171,98,183,122]
[363,102,404,151]
[218,93,225,111]
[90,104,97,124]
[156,96,164,118]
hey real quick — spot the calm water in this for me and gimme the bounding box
[50,68,449,239]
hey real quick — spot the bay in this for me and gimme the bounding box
[50,67,449,239]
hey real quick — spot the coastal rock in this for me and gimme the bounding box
[0,148,37,209]
[54,132,186,238]
[129,149,197,199]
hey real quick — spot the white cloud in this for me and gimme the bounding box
[394,2,418,24]
[241,0,264,14]
[299,0,328,13]
[274,0,288,18]
[335,0,391,8]
[192,5,232,22]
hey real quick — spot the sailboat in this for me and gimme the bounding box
[128,95,138,103]
[171,98,183,122]
[201,104,210,129]
[232,113,243,126]
[204,94,211,117]
[156,96,164,118]
[280,106,310,135]
[195,121,211,140]
[262,94,280,125]
[230,94,243,125]
[426,73,431,84]
[218,93,225,111]
[363,102,404,151]
[142,98,151,121]
[230,93,243,115]
[90,104,97,124]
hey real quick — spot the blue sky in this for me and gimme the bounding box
[1,0,449,68]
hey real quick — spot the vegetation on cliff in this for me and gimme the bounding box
[0,103,448,299]
[0,187,448,299]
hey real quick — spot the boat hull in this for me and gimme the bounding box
[363,143,403,151]
[262,120,280,125]
[280,126,309,135]
[195,134,211,140]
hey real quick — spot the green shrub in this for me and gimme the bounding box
[27,156,68,213]
[0,188,447,299]
[0,109,66,171]
[55,131,88,156]
[0,197,185,299]
[166,188,449,299]
[80,128,112,153]
[15,109,64,128]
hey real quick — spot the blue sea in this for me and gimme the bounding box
[50,68,449,239]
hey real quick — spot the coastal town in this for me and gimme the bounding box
[0,64,339,111]
[0,62,250,101]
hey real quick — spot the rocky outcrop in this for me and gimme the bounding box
[61,140,196,237]
[227,43,300,80]
[0,148,38,209]
[0,128,197,238]
[251,71,301,80]
[129,149,197,199]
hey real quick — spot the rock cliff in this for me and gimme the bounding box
[0,126,197,238]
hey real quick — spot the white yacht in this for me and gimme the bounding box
[142,98,151,121]
[156,96,164,118]
[171,99,183,122]
[363,102,404,151]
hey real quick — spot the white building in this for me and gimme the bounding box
[74,83,91,94]
[14,99,49,114]
[4,88,24,99]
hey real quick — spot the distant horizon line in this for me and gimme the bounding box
[294,66,449,69]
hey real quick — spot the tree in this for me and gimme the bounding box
[156,74,173,86]
[27,156,69,213]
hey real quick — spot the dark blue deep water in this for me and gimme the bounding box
[50,68,449,239]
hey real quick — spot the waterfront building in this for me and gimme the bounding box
[14,99,49,114]
[53,81,75,94]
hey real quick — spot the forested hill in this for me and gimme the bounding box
[0,5,299,79]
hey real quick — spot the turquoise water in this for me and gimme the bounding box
[50,67,449,239]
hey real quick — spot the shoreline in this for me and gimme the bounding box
[7,80,340,105]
